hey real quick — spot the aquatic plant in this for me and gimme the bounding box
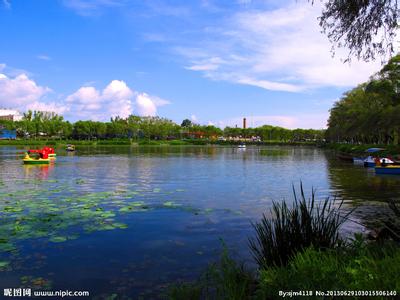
[167,243,254,300]
[248,184,352,268]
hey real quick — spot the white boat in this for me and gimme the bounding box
[364,156,394,167]
[238,143,246,149]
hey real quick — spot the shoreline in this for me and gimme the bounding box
[0,139,319,147]
[322,143,400,157]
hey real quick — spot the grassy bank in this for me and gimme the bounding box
[324,143,400,157]
[168,240,400,300]
[167,186,400,300]
[0,138,319,147]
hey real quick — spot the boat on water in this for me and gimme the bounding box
[23,150,50,165]
[238,143,246,149]
[28,147,56,160]
[364,156,394,167]
[66,144,75,151]
[43,147,56,158]
[375,165,400,175]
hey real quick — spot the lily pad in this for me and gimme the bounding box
[49,236,67,243]
[0,261,10,268]
[163,201,181,208]
[75,179,85,185]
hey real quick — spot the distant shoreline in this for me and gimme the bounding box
[0,139,319,147]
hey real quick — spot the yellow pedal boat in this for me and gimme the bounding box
[23,153,50,165]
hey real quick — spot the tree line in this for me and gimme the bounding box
[0,113,324,142]
[326,54,400,144]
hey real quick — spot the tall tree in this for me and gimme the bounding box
[317,0,399,61]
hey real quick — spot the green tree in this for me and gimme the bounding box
[181,119,192,127]
[317,0,399,61]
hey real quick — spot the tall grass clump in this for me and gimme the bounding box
[381,198,400,242]
[167,244,254,300]
[249,184,352,268]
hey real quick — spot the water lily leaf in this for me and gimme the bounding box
[49,236,67,243]
[3,206,23,213]
[97,224,115,231]
[131,201,145,207]
[0,261,9,268]
[119,206,134,213]
[100,211,116,218]
[75,179,85,185]
[112,223,128,229]
[163,201,181,207]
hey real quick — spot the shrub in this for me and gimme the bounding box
[249,184,352,268]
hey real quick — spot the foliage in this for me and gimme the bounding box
[180,119,192,127]
[224,125,324,142]
[167,283,202,300]
[169,238,400,300]
[248,184,350,268]
[0,110,325,142]
[167,244,254,300]
[204,245,254,300]
[317,0,398,61]
[257,241,400,299]
[326,54,400,144]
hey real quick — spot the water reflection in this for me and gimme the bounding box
[23,164,54,180]
[326,153,400,231]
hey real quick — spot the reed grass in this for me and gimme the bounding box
[248,183,352,268]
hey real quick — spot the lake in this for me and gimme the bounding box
[0,145,399,298]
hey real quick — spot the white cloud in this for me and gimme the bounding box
[66,80,133,120]
[26,101,69,115]
[66,86,102,111]
[0,72,70,116]
[66,80,169,120]
[0,63,169,120]
[0,73,51,108]
[191,114,198,123]
[185,57,224,71]
[2,0,10,9]
[179,2,383,92]
[237,77,304,92]
[135,93,157,116]
[37,55,51,61]
[63,0,124,16]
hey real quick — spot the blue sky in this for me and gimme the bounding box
[0,0,382,128]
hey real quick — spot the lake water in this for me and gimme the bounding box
[0,145,399,298]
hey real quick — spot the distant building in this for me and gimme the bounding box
[0,109,23,121]
[243,118,247,129]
